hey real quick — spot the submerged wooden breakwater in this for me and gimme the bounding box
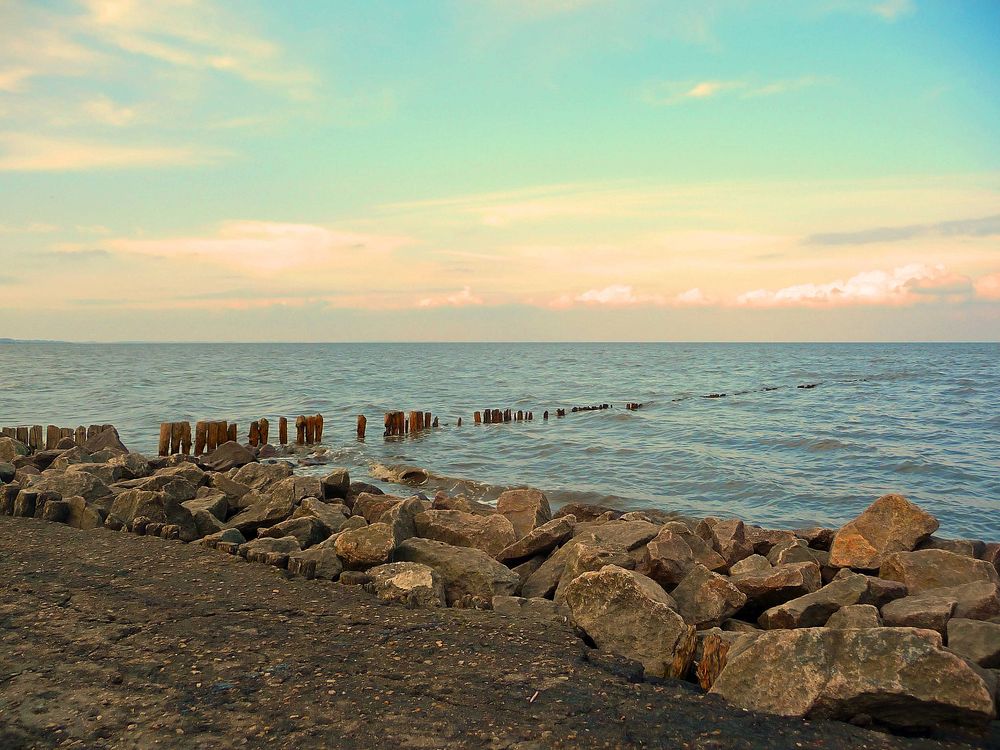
[157,414,326,456]
[0,423,116,451]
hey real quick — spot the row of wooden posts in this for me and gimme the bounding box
[473,409,534,424]
[157,414,325,456]
[381,411,439,438]
[0,424,114,451]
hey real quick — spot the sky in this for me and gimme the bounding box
[1,0,998,342]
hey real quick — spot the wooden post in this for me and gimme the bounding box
[457,417,462,427]
[357,415,367,439]
[295,416,306,445]
[543,411,549,420]
[305,415,316,444]
[383,413,392,437]
[474,411,482,424]
[195,421,207,455]
[227,423,237,443]
[60,427,73,442]
[170,422,183,455]
[249,420,260,447]
[74,426,86,445]
[433,416,439,428]
[483,409,491,424]
[15,426,29,445]
[279,417,288,445]
[424,412,432,429]
[158,423,171,456]
[29,425,43,450]
[259,418,269,445]
[315,414,324,444]
[396,411,405,436]
[181,422,192,455]
[217,421,228,445]
[206,422,218,452]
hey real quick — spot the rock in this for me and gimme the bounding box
[553,541,635,603]
[660,522,727,572]
[107,452,151,479]
[553,502,623,522]
[580,520,661,554]
[693,629,760,690]
[414,509,517,558]
[520,540,578,599]
[63,462,125,486]
[0,437,29,464]
[758,573,871,630]
[492,596,570,624]
[320,469,350,500]
[292,498,351,534]
[826,604,882,628]
[828,494,939,570]
[697,518,753,568]
[431,493,496,515]
[744,526,798,556]
[353,493,404,523]
[917,535,985,558]
[80,427,128,455]
[563,565,696,679]
[832,570,908,607]
[182,492,229,520]
[981,543,1000,572]
[346,481,383,506]
[226,493,299,537]
[13,490,37,517]
[635,528,695,587]
[240,535,301,564]
[201,441,256,472]
[231,462,293,493]
[108,489,199,542]
[730,561,822,615]
[40,499,70,523]
[496,488,551,539]
[29,471,112,505]
[497,516,575,563]
[287,545,343,580]
[207,474,253,508]
[366,562,446,607]
[119,474,198,503]
[729,555,771,576]
[334,523,395,569]
[0,462,14,483]
[394,538,519,605]
[64,495,106,530]
[380,496,423,544]
[710,627,996,729]
[155,463,206,486]
[721,618,761,634]
[510,555,546,594]
[671,564,747,629]
[793,527,836,551]
[199,528,246,547]
[882,593,957,634]
[767,538,826,567]
[191,509,225,537]
[258,516,328,548]
[931,581,1000,620]
[947,619,1000,668]
[881,549,1000,595]
[48,447,91,471]
[268,476,323,507]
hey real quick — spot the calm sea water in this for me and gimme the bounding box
[1,343,998,540]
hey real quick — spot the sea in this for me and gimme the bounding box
[1,342,998,540]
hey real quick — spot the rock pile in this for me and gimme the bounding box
[1,432,998,736]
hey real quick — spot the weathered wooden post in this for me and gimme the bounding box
[395,411,405,436]
[74,426,86,446]
[206,422,218,452]
[227,423,237,443]
[483,409,491,424]
[456,417,462,427]
[29,425,44,450]
[170,422,183,455]
[249,420,260,447]
[474,411,482,424]
[279,417,288,446]
[407,411,420,434]
[181,422,192,455]
[306,415,316,444]
[424,412,432,429]
[295,416,306,445]
[218,421,229,445]
[158,423,171,456]
[315,414,324,444]
[15,426,29,445]
[433,416,439,428]
[357,414,367,439]
[195,421,207,455]
[259,417,269,446]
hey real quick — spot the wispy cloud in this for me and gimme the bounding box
[807,214,1000,245]
[0,132,217,171]
[871,0,915,21]
[418,286,485,308]
[641,76,829,106]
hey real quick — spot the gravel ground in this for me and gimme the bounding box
[1,516,996,750]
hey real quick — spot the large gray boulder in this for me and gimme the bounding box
[182,492,229,520]
[697,518,754,568]
[321,468,350,500]
[394,538,518,605]
[257,516,328,548]
[81,427,128,455]
[636,528,696,587]
[553,541,634,603]
[287,544,343,580]
[563,565,696,679]
[292,498,351,535]
[29,471,112,505]
[496,488,551,539]
[880,549,1000,594]
[881,592,958,634]
[201,441,256,472]
[414,509,516,558]
[268,475,323,506]
[826,604,882,629]
[710,627,996,730]
[829,494,938,570]
[226,493,299,536]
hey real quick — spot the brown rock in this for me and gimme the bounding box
[671,564,747,629]
[230,462,293,494]
[334,523,395,569]
[828,494,938,569]
[729,555,771,576]
[497,516,575,563]
[635,528,695,587]
[394,538,519,605]
[880,549,1000,594]
[553,502,623,522]
[201,441,256,472]
[352,493,404,523]
[793,527,836,551]
[257,516,328,548]
[496,488,551,539]
[744,526,798,556]
[697,518,753,567]
[758,573,871,630]
[553,541,636,603]
[730,561,822,615]
[882,593,957,634]
[287,545,343,580]
[947,619,1000,668]
[366,562,446,608]
[414,509,516,558]
[826,604,883,628]
[917,535,985,558]
[491,595,570,625]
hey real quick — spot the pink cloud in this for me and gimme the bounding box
[975,272,1000,301]
[417,286,484,308]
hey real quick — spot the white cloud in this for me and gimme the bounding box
[0,132,215,171]
[675,287,713,306]
[551,284,667,308]
[736,263,971,307]
[418,286,485,308]
[641,76,827,106]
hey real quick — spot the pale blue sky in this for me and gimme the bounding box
[1,0,998,340]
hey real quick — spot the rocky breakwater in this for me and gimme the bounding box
[1,432,999,740]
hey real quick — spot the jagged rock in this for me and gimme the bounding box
[63,495,106,530]
[553,541,635,603]
[832,569,908,607]
[882,593,957,634]
[744,526,798,556]
[793,527,836,551]
[934,581,1000,620]
[635,528,695,587]
[29,471,111,505]
[730,561,822,614]
[226,494,299,536]
[81,427,128,455]
[107,452,151,479]
[231,462,293,493]
[292,498,351,534]
[109,489,199,542]
[394,538,519,605]
[582,520,662,553]
[40,499,70,523]
[201,441,256,472]
[661,522,727,572]
[414,509,516,558]
[154,463,206,486]
[693,628,760,690]
[268,475,323,506]
[240,535,300,564]
[48,447,91,472]
[917,536,985,558]
[697,518,753,568]
[207,474,253,508]
[320,468,350,500]
[380,496,423,544]
[510,555,546,594]
[191,509,225,537]
[346,481,383,506]
[721,619,761,634]
[430,493,495,515]
[496,488,551,539]
[758,573,871,629]
[353,493,403,523]
[826,604,882,628]
[340,515,367,531]
[0,462,14,483]
[182,492,229,520]
[672,563,747,629]
[258,516,328,548]
[767,538,826,567]
[64,462,131,487]
[881,549,1000,594]
[118,474,198,503]
[497,516,575,563]
[981,543,1000,571]
[729,554,771,576]
[553,502,623,522]
[12,490,38,517]
[334,523,395,569]
[287,545,343,580]
[199,528,245,547]
[829,494,938,569]
[710,627,996,729]
[563,565,696,679]
[492,596,570,624]
[0,437,29,464]
[947,619,1000,668]
[366,562,446,607]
